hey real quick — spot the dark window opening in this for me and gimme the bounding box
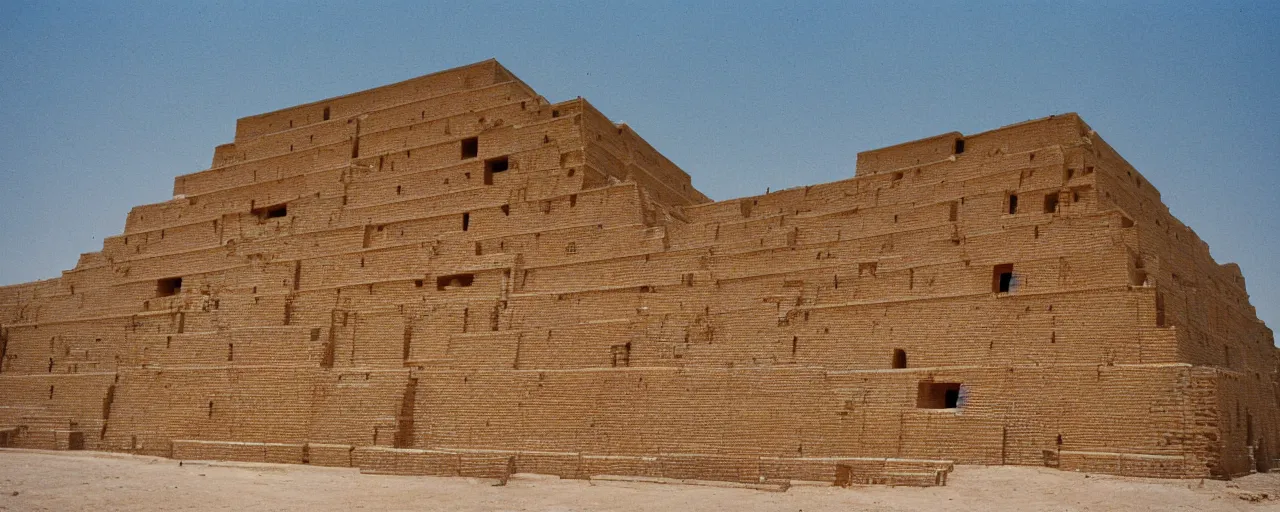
[993,264,1014,293]
[954,139,965,154]
[436,273,474,290]
[552,109,560,118]
[483,156,509,184]
[461,212,470,231]
[501,204,510,216]
[917,382,963,409]
[569,194,577,208]
[157,277,183,297]
[892,349,907,369]
[483,156,509,185]
[1007,194,1019,215]
[310,328,321,341]
[1130,254,1147,286]
[611,342,631,367]
[460,137,478,159]
[322,107,330,121]
[414,279,424,288]
[1044,193,1059,214]
[252,204,287,221]
[227,343,234,362]
[949,202,958,222]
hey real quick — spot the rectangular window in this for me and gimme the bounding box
[436,273,474,290]
[993,264,1014,293]
[251,204,287,221]
[954,139,965,154]
[460,137,478,159]
[1129,253,1148,287]
[611,343,631,367]
[1044,192,1059,214]
[917,382,963,409]
[157,277,182,297]
[484,156,509,185]
[1007,194,1019,215]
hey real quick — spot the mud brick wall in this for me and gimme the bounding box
[1,59,1275,483]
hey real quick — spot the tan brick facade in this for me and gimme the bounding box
[0,59,1274,484]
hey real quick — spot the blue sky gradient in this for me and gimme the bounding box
[1,1,1277,333]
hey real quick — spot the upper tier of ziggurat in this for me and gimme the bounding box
[0,60,1275,485]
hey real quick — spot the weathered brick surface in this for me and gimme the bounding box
[0,60,1275,484]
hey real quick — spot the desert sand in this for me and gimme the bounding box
[1,449,1277,511]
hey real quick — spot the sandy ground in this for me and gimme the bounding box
[2,449,1279,511]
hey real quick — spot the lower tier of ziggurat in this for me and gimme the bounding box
[0,60,1274,485]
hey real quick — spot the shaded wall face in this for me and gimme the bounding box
[0,63,1275,481]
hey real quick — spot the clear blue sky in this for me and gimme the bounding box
[1,1,1277,334]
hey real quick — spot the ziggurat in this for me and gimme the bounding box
[1,60,1276,485]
